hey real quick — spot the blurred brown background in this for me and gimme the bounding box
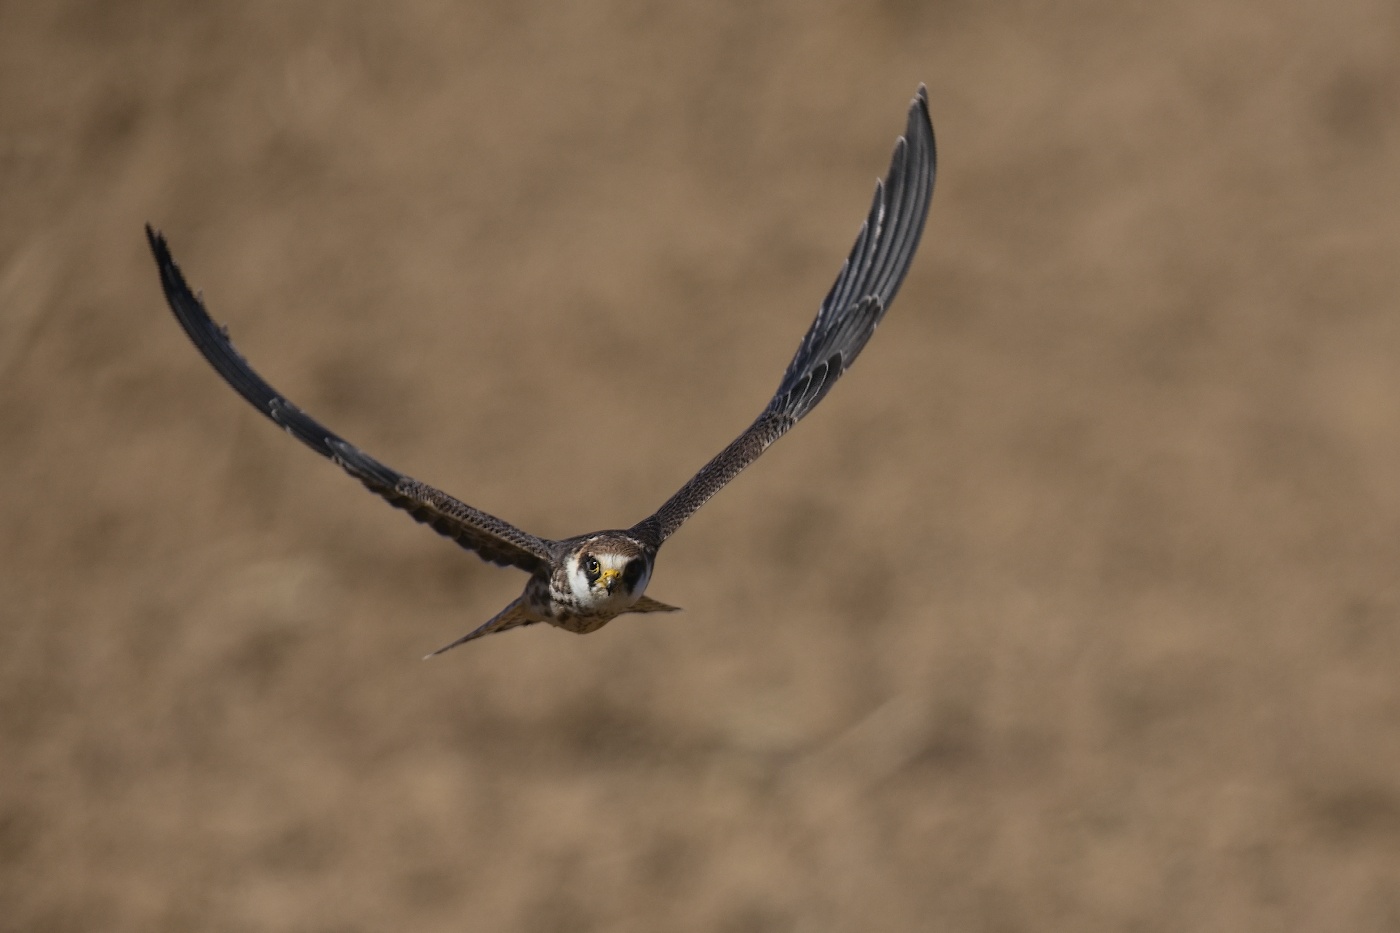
[3,1,1399,930]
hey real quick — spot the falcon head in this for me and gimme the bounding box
[564,534,651,611]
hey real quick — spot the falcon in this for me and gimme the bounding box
[148,86,936,656]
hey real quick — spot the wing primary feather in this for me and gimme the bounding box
[146,226,553,572]
[634,87,936,547]
[823,181,884,330]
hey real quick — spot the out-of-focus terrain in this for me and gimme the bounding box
[3,2,1399,930]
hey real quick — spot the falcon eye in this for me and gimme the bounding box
[582,555,601,578]
[622,559,644,588]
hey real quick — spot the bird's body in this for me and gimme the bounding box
[148,87,936,655]
[520,534,660,630]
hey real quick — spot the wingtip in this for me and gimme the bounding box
[908,85,930,123]
[145,223,167,257]
[905,84,936,172]
[907,84,933,136]
[144,224,196,304]
[423,640,461,660]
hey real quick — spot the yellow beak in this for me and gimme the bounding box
[597,568,621,592]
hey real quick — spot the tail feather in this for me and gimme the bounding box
[425,597,536,658]
[629,596,681,614]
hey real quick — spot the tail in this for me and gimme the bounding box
[627,595,682,614]
[424,597,537,658]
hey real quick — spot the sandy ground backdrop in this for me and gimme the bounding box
[3,1,1400,930]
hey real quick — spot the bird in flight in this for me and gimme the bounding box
[148,86,936,656]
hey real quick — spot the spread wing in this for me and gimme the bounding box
[632,86,936,548]
[147,227,554,572]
